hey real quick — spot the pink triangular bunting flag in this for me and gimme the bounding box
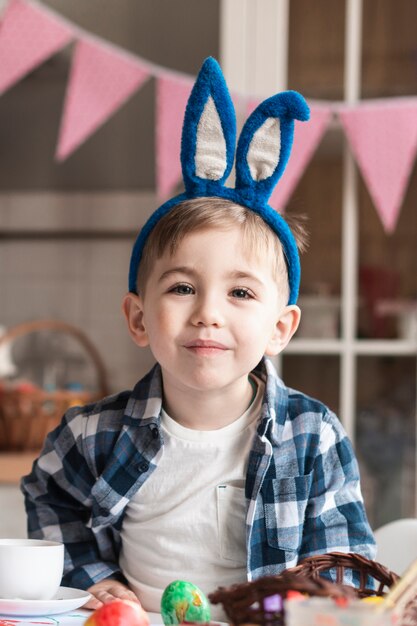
[269,103,332,211]
[339,99,417,233]
[0,0,74,95]
[56,38,151,160]
[156,73,194,198]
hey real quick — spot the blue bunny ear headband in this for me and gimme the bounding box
[129,57,310,304]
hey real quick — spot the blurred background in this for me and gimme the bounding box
[0,0,416,535]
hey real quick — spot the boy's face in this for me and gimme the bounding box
[123,226,300,396]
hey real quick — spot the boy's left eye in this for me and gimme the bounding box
[230,287,253,299]
[168,283,195,295]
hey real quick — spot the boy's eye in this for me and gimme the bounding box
[169,283,194,295]
[231,287,253,299]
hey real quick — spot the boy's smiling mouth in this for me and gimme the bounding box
[183,339,229,355]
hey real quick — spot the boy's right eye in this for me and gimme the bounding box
[169,283,195,295]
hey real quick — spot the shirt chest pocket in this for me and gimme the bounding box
[263,472,313,552]
[217,484,247,564]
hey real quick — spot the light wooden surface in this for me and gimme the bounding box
[0,451,39,484]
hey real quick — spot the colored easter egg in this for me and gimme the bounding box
[85,599,150,626]
[161,580,211,625]
[361,596,385,605]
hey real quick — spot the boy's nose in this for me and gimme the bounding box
[190,295,225,327]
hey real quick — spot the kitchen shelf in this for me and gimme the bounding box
[287,339,417,355]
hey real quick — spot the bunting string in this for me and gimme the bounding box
[1,0,416,233]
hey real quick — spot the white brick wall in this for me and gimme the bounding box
[0,192,158,392]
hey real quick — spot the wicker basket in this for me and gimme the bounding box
[0,320,109,451]
[209,570,356,626]
[287,553,417,626]
[209,552,401,626]
[286,552,399,597]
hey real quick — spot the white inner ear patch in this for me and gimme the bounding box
[247,117,281,181]
[195,96,227,180]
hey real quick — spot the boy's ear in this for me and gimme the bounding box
[122,292,150,348]
[265,305,301,356]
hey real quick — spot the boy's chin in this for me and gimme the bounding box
[162,367,255,394]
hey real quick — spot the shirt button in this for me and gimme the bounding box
[151,427,159,439]
[138,462,149,472]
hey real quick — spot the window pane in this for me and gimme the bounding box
[362,0,417,98]
[288,0,345,99]
[286,131,343,339]
[356,356,416,528]
[357,168,417,340]
[281,355,340,416]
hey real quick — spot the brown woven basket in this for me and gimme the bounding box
[286,552,400,597]
[209,570,356,626]
[287,553,417,626]
[0,320,109,451]
[209,552,401,626]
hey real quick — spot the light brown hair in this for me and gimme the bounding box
[136,197,308,302]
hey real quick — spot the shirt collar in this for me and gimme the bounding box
[122,357,289,442]
[123,363,163,427]
[253,357,289,445]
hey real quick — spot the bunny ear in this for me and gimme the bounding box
[235,91,310,202]
[181,57,236,195]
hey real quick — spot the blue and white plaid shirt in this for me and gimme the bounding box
[21,357,375,591]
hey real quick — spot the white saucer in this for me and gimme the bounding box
[0,586,91,616]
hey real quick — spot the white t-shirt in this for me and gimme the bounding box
[119,376,263,619]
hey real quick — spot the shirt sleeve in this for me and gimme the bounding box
[298,411,376,561]
[20,408,126,590]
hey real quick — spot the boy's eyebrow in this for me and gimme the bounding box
[228,270,266,285]
[158,267,266,286]
[158,267,196,282]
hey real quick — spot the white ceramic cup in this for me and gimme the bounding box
[0,538,64,600]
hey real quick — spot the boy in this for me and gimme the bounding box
[21,58,375,615]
